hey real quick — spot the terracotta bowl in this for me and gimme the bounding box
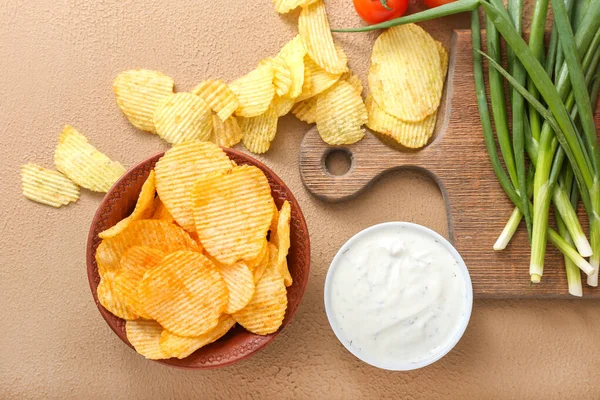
[86,148,310,369]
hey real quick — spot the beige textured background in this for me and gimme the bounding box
[1,0,599,398]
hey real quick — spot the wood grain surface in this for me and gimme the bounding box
[300,29,600,298]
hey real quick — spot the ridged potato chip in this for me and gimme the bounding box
[298,0,347,74]
[112,246,165,319]
[315,80,367,145]
[154,141,234,231]
[291,97,318,124]
[95,219,199,277]
[369,24,442,121]
[240,104,279,154]
[138,251,228,337]
[218,261,256,313]
[159,315,235,359]
[20,163,80,208]
[269,203,280,235]
[126,319,168,360]
[273,0,319,14]
[272,95,295,117]
[54,125,126,192]
[341,71,363,95]
[232,253,288,335]
[210,114,243,148]
[270,201,293,287]
[153,93,212,144]
[113,69,174,133]
[254,242,277,283]
[245,239,268,271]
[295,56,341,101]
[230,63,275,117]
[268,57,293,97]
[436,41,449,78]
[192,165,275,265]
[277,36,306,99]
[152,198,175,224]
[97,271,138,320]
[192,79,239,122]
[99,171,156,239]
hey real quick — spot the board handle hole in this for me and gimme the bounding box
[323,148,352,176]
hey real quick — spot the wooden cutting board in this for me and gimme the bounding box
[299,29,600,298]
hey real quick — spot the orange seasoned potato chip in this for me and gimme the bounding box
[126,319,168,360]
[229,63,275,118]
[218,261,255,313]
[151,197,175,224]
[138,251,228,337]
[95,219,199,277]
[254,242,277,283]
[233,252,288,335]
[245,239,268,271]
[153,93,212,144]
[240,104,279,154]
[97,271,138,320]
[192,79,239,121]
[270,201,293,287]
[210,114,243,148]
[20,163,80,208]
[154,142,234,231]
[159,315,235,359]
[99,171,156,239]
[192,165,275,265]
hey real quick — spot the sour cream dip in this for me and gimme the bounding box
[325,222,472,371]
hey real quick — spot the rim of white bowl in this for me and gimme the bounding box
[324,221,473,371]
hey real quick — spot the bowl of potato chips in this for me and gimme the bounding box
[86,141,310,368]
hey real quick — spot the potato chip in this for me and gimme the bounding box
[20,163,80,208]
[159,315,235,359]
[240,104,279,154]
[138,251,228,337]
[298,0,347,74]
[369,24,442,121]
[54,125,126,192]
[95,219,199,277]
[436,41,449,78]
[295,56,341,102]
[341,71,363,95]
[232,253,287,335]
[270,201,292,287]
[245,239,268,271]
[291,97,317,124]
[218,261,255,313]
[230,63,275,117]
[272,95,295,117]
[273,0,319,14]
[153,93,212,144]
[97,271,138,320]
[254,242,277,283]
[277,36,306,99]
[269,203,280,235]
[112,246,165,319]
[99,171,156,239]
[126,319,168,360]
[210,114,243,148]
[113,70,174,133]
[154,141,234,231]
[315,80,367,145]
[187,231,203,248]
[267,57,293,97]
[192,79,239,122]
[151,197,175,224]
[192,165,275,265]
[366,95,438,149]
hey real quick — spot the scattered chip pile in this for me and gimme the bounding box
[112,0,366,152]
[95,141,294,359]
[366,24,448,149]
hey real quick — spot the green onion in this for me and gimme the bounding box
[526,0,549,142]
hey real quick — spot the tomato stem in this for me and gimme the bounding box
[379,0,393,10]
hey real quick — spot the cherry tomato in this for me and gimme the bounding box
[353,0,409,24]
[423,0,456,8]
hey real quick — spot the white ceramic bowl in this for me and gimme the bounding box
[324,222,473,371]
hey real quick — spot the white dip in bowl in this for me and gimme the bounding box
[324,222,473,371]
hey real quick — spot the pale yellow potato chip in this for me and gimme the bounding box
[277,36,306,99]
[240,104,279,154]
[153,93,212,144]
[298,0,347,74]
[138,251,228,337]
[159,315,235,359]
[295,56,341,102]
[97,271,138,320]
[315,80,367,145]
[268,57,293,97]
[369,24,442,121]
[192,165,275,265]
[232,253,287,335]
[273,0,319,14]
[272,95,295,117]
[20,163,79,208]
[151,197,175,224]
[95,219,199,277]
[154,141,234,231]
[218,261,255,313]
[270,201,292,287]
[99,171,156,239]
[291,97,318,124]
[436,41,449,78]
[230,63,275,117]
[126,319,169,360]
[341,71,363,95]
[113,69,174,133]
[210,114,244,148]
[192,79,239,121]
[54,125,126,193]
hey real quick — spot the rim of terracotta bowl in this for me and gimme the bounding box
[86,148,310,369]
